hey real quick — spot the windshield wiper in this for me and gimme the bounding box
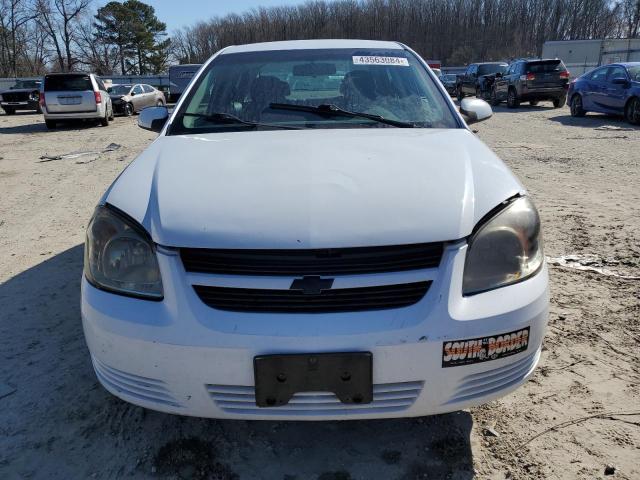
[182,112,302,130]
[268,103,416,128]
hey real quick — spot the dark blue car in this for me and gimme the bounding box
[568,62,640,125]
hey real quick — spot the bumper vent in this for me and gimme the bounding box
[207,381,423,416]
[193,281,431,313]
[92,356,181,408]
[445,349,540,405]
[180,243,444,276]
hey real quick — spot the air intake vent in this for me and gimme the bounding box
[180,243,444,276]
[207,381,423,416]
[193,281,431,313]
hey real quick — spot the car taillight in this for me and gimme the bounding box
[560,71,570,79]
[39,92,46,107]
[519,73,536,81]
[95,91,102,104]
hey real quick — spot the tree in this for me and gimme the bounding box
[0,0,37,76]
[94,0,168,75]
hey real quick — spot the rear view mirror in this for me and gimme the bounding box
[460,98,493,125]
[138,106,168,132]
[293,63,337,76]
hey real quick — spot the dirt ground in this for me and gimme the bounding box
[0,103,638,480]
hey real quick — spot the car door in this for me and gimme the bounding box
[581,67,609,111]
[495,63,515,99]
[143,85,158,107]
[464,64,478,94]
[130,84,145,112]
[602,65,630,113]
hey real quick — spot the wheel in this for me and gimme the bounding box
[507,89,520,108]
[156,100,164,107]
[570,95,586,117]
[553,95,566,108]
[100,111,109,127]
[124,102,134,117]
[45,119,56,129]
[456,86,464,102]
[490,87,500,106]
[529,100,539,106]
[625,97,640,125]
[4,107,15,115]
[108,105,114,121]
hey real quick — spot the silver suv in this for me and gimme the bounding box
[42,73,113,129]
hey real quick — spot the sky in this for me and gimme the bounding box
[97,0,318,32]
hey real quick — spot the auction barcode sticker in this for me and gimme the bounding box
[352,56,409,66]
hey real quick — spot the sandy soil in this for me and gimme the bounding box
[0,104,638,480]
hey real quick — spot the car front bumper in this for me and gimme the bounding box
[82,242,549,420]
[1,100,39,111]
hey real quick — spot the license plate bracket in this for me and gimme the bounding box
[253,352,373,408]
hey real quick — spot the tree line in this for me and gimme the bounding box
[2,0,640,78]
[173,0,640,65]
[0,0,168,77]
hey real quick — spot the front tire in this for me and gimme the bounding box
[507,89,520,108]
[529,100,539,106]
[570,95,586,117]
[553,95,567,108]
[124,102,134,117]
[490,87,500,106]
[457,86,464,102]
[625,97,640,125]
[4,107,15,115]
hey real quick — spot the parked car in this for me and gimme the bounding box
[440,73,458,95]
[491,59,570,108]
[0,79,42,114]
[456,62,508,100]
[41,73,113,129]
[108,83,166,116]
[568,62,640,124]
[83,39,548,421]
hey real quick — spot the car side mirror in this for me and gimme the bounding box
[138,106,168,132]
[460,98,493,125]
[612,77,630,87]
[130,91,136,96]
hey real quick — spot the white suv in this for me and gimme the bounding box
[82,40,549,420]
[41,73,113,129]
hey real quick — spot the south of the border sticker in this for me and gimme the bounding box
[442,327,530,368]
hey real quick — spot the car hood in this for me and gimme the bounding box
[104,128,523,249]
[1,88,38,94]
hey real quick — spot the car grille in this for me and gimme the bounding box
[180,242,444,276]
[2,92,30,102]
[207,381,423,416]
[193,281,431,313]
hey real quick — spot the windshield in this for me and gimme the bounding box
[627,66,640,81]
[526,60,566,73]
[478,64,507,76]
[170,48,459,134]
[109,85,132,95]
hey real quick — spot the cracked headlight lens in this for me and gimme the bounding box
[463,196,543,295]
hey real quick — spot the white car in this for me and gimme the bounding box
[82,40,549,420]
[42,73,113,129]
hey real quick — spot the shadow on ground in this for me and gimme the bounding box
[0,246,475,480]
[0,118,106,135]
[548,112,639,128]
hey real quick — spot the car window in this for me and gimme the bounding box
[142,85,154,93]
[628,66,640,81]
[171,48,459,134]
[44,74,93,92]
[526,60,566,73]
[607,66,627,82]
[132,85,144,95]
[589,68,609,82]
[96,78,107,91]
[477,64,507,76]
[109,85,133,95]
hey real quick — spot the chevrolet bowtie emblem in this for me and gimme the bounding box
[290,276,334,295]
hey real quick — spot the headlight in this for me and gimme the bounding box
[84,205,163,299]
[462,196,543,295]
[29,91,39,102]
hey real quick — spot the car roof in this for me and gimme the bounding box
[473,62,508,65]
[222,39,404,54]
